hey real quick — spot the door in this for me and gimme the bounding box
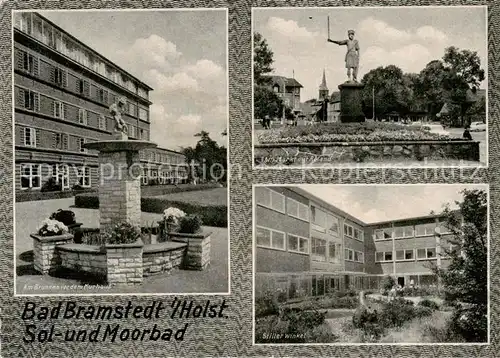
[397,276,405,287]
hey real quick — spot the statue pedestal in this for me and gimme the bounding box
[338,82,365,123]
[83,140,157,230]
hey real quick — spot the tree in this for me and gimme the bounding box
[415,60,448,120]
[433,189,487,342]
[181,131,227,184]
[253,32,289,121]
[361,65,415,120]
[253,32,274,86]
[442,47,485,126]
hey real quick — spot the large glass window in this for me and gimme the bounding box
[311,238,327,261]
[396,249,415,261]
[286,197,309,221]
[394,226,414,239]
[256,226,285,250]
[415,223,436,236]
[375,228,392,240]
[311,206,326,231]
[77,166,91,187]
[255,188,286,213]
[287,234,309,254]
[327,215,339,236]
[20,164,41,189]
[24,127,36,147]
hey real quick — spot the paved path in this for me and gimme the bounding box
[15,198,229,294]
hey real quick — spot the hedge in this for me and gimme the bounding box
[16,189,95,203]
[74,194,227,227]
[141,183,222,197]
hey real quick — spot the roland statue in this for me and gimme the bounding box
[328,29,360,83]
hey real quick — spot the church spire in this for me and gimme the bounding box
[319,69,329,100]
[319,69,328,91]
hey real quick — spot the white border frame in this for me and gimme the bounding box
[252,183,490,345]
[251,5,489,169]
[12,7,231,297]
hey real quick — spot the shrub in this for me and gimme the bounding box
[102,222,141,244]
[49,209,76,226]
[380,298,416,328]
[81,231,106,246]
[255,290,280,317]
[178,215,202,234]
[41,177,62,192]
[284,309,326,334]
[381,275,395,293]
[447,306,487,342]
[419,299,440,310]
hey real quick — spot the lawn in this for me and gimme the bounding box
[15,197,229,294]
[153,187,227,206]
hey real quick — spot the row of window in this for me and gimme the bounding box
[311,237,343,263]
[20,163,91,190]
[375,247,450,262]
[140,150,186,165]
[141,169,188,185]
[374,222,450,241]
[255,187,309,221]
[255,188,365,241]
[345,248,365,263]
[21,127,89,153]
[14,13,149,100]
[16,50,149,121]
[16,87,150,140]
[256,226,309,254]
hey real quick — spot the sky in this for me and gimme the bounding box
[253,6,487,101]
[299,184,488,223]
[39,10,227,151]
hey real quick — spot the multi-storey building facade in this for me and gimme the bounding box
[14,12,187,193]
[254,186,454,299]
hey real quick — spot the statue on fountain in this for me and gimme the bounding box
[109,96,129,140]
[328,29,360,83]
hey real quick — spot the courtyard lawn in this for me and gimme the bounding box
[15,197,229,294]
[151,187,227,206]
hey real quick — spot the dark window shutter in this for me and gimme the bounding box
[63,134,68,150]
[84,80,90,96]
[52,132,57,149]
[32,56,39,76]
[62,70,68,87]
[16,50,24,70]
[16,87,25,107]
[49,64,55,83]
[21,127,25,146]
[35,129,40,148]
[103,90,108,104]
[34,92,40,112]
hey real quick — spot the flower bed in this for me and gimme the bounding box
[258,122,457,144]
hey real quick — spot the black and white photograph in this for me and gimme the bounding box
[13,10,229,295]
[253,7,487,168]
[253,184,489,344]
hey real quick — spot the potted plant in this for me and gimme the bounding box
[178,214,202,234]
[37,218,69,237]
[102,222,142,245]
[159,207,186,241]
[31,218,73,274]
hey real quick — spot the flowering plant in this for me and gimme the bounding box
[37,219,69,237]
[102,222,141,245]
[162,207,186,225]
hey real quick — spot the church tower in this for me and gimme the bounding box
[319,69,329,101]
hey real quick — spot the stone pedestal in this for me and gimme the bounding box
[338,82,365,123]
[31,233,74,274]
[83,140,157,231]
[105,241,144,285]
[170,231,212,270]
